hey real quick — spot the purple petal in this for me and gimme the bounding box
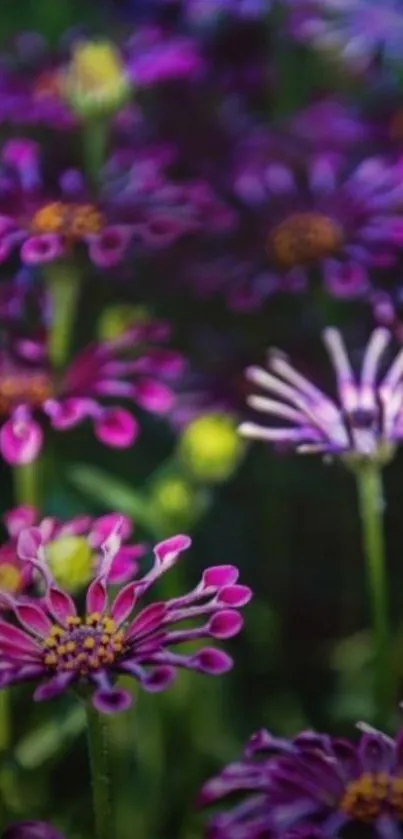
[143,665,176,692]
[154,535,191,566]
[208,611,243,639]
[191,648,233,674]
[34,672,74,701]
[0,417,43,464]
[3,820,66,839]
[86,577,107,615]
[15,602,52,638]
[217,585,252,607]
[134,378,174,414]
[88,226,130,268]
[126,602,166,639]
[4,505,37,537]
[94,408,139,448]
[92,686,132,714]
[21,234,64,265]
[46,587,77,624]
[110,582,138,625]
[17,526,43,561]
[201,565,239,589]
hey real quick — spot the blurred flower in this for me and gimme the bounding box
[0,319,184,464]
[290,0,403,72]
[227,136,403,304]
[149,472,202,529]
[97,303,151,341]
[2,507,146,591]
[0,521,251,714]
[61,40,131,119]
[240,327,403,464]
[2,822,65,839]
[201,724,403,839]
[0,138,133,268]
[125,26,204,86]
[290,98,371,151]
[178,413,244,483]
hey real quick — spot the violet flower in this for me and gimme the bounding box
[0,320,183,464]
[2,823,65,839]
[230,136,403,302]
[239,327,403,464]
[201,724,403,839]
[289,0,403,73]
[1,507,146,590]
[0,522,251,714]
[125,25,204,85]
[0,138,133,268]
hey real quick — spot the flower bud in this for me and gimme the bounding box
[46,536,93,591]
[61,41,131,119]
[178,413,244,483]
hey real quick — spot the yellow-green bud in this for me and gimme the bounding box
[0,563,22,594]
[178,413,244,484]
[61,41,131,120]
[46,536,93,592]
[98,304,151,341]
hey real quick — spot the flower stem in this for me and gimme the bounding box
[355,464,391,727]
[83,118,110,189]
[44,261,81,370]
[86,703,114,839]
[13,460,41,509]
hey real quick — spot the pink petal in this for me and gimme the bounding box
[0,619,40,654]
[0,417,43,464]
[46,587,77,624]
[201,566,239,589]
[108,545,145,584]
[34,672,74,701]
[17,527,43,561]
[143,666,176,692]
[216,585,252,607]
[191,648,232,674]
[89,513,132,548]
[126,602,166,639]
[94,408,139,448]
[134,379,174,414]
[110,582,138,625]
[15,602,53,638]
[208,611,243,639]
[48,398,92,430]
[154,535,191,567]
[3,505,37,537]
[86,577,107,615]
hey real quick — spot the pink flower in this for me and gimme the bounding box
[0,320,184,464]
[0,521,252,714]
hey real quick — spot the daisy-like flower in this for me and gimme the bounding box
[1,507,146,593]
[239,327,403,464]
[201,724,403,839]
[0,138,133,268]
[290,98,371,152]
[0,522,251,714]
[290,0,403,73]
[230,136,403,302]
[0,319,183,464]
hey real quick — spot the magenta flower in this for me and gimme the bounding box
[201,724,403,839]
[125,26,204,85]
[0,522,251,714]
[240,327,403,463]
[2,507,146,589]
[229,136,403,302]
[0,138,132,268]
[0,320,183,464]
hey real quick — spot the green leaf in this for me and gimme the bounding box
[15,703,85,769]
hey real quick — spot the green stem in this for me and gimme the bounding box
[44,262,81,370]
[355,464,390,727]
[13,460,41,509]
[86,703,114,839]
[83,119,110,189]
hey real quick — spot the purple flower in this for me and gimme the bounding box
[0,138,133,268]
[290,0,403,73]
[201,724,403,839]
[0,521,251,714]
[1,507,146,589]
[2,822,65,839]
[290,98,371,151]
[229,136,403,303]
[239,327,403,463]
[0,320,184,464]
[125,25,204,85]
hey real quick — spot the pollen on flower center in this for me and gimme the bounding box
[42,613,125,676]
[30,202,104,240]
[0,372,53,413]
[340,772,403,821]
[269,212,343,270]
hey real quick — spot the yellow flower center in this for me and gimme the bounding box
[269,212,343,270]
[42,613,125,676]
[0,372,53,414]
[0,563,22,594]
[340,772,403,822]
[46,537,94,592]
[30,201,104,241]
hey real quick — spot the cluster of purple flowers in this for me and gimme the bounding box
[4,0,403,836]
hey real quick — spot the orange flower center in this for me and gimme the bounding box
[340,772,403,822]
[42,613,125,676]
[30,202,105,241]
[0,372,53,414]
[269,212,343,270]
[33,70,61,101]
